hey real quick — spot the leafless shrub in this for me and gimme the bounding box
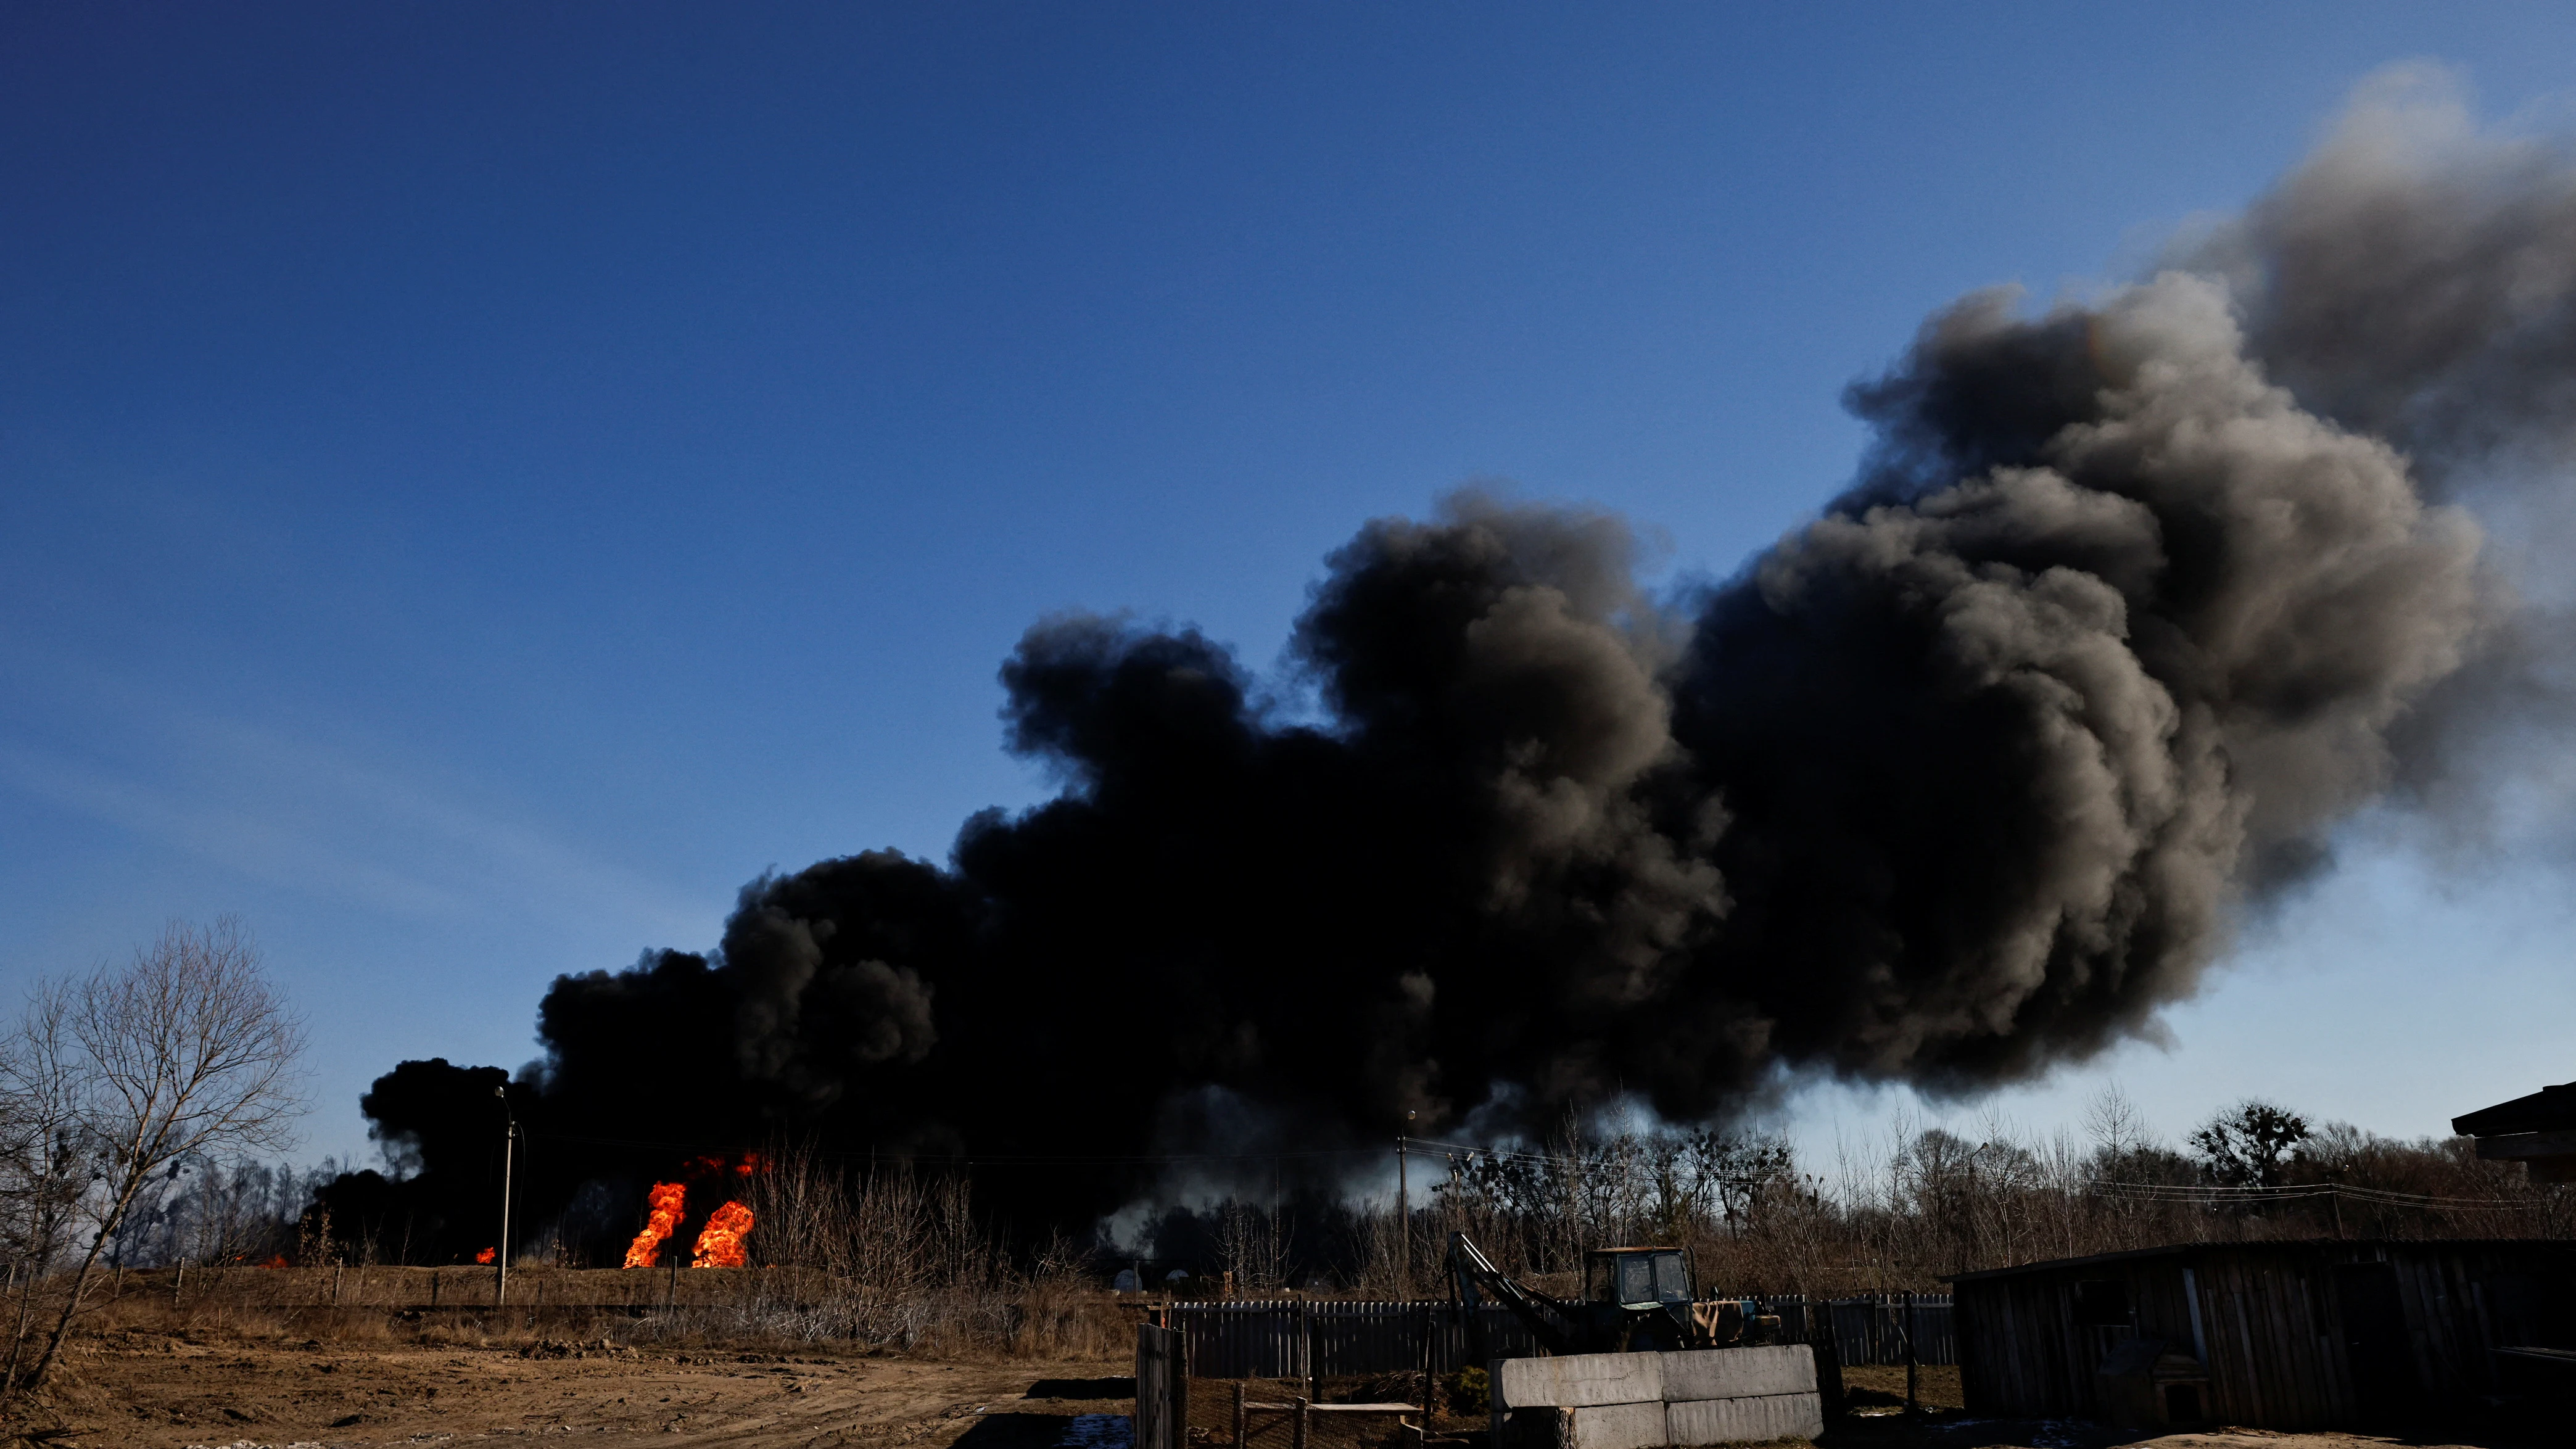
[664,1141,1120,1355]
[0,917,307,1396]
[1219,1200,1294,1294]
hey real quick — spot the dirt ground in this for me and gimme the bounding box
[1831,1363,2538,1449]
[10,1331,1134,1448]
[0,1335,2541,1449]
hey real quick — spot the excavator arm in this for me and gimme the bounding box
[1447,1231,1583,1360]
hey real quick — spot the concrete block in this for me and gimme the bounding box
[1496,1352,1664,1410]
[1665,1393,1825,1446]
[1655,1345,1817,1402]
[1569,1400,1669,1449]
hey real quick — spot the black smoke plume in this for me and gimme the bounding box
[331,70,2572,1259]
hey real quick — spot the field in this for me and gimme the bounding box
[0,1271,2540,1449]
[0,1263,1134,1448]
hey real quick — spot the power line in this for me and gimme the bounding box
[2088,1179,2544,1211]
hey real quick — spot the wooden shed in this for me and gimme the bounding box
[1947,1239,2576,1432]
[2455,1079,2576,1182]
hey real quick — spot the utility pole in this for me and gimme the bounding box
[494,1084,516,1308]
[1398,1110,1416,1298]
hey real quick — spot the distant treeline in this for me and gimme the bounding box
[24,1090,2573,1300]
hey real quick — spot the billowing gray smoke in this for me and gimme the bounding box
[2178,63,2576,832]
[2187,64,2576,489]
[1669,272,2479,1100]
[474,70,2557,1228]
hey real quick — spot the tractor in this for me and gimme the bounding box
[1445,1231,1776,1360]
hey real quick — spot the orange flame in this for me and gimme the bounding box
[260,1254,289,1268]
[624,1181,687,1269]
[690,1200,754,1268]
[474,1247,496,1265]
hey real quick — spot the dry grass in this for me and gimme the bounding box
[1,1145,1139,1366]
[20,1262,1133,1363]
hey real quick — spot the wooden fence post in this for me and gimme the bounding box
[1300,1300,1315,1404]
[1903,1291,1918,1415]
[1292,1397,1308,1449]
[1233,1380,1247,1448]
[1419,1302,1435,1426]
[1809,1302,1844,1418]
[1137,1323,1177,1449]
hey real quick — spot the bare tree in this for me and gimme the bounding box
[14,917,305,1398]
[1218,1199,1292,1293]
[2083,1083,2148,1163]
[0,983,92,1392]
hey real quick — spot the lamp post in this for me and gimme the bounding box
[494,1084,516,1308]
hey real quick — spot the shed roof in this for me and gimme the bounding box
[2453,1080,2576,1136]
[1941,1237,2576,1284]
[1941,1242,2197,1283]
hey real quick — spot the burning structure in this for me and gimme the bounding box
[312,69,2576,1263]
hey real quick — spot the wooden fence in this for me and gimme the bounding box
[1772,1294,1955,1368]
[1165,1294,1954,1377]
[1138,1323,1184,1449]
[1173,1300,1543,1377]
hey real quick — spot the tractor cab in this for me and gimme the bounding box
[1583,1246,1693,1310]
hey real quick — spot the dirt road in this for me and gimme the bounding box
[2,1332,2532,1449]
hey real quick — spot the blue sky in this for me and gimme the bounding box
[6,2,2575,1173]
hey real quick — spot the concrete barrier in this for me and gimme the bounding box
[1566,1400,1667,1449]
[1493,1345,1823,1449]
[1496,1352,1664,1409]
[1666,1393,1823,1445]
[1656,1345,1814,1402]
